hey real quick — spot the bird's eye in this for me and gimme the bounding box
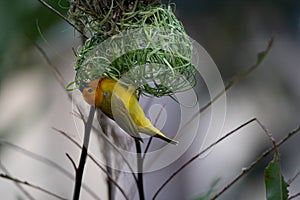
[87,88,93,93]
[103,91,109,97]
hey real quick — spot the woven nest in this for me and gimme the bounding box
[69,0,196,97]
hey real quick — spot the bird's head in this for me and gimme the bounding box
[81,78,117,107]
[81,78,103,107]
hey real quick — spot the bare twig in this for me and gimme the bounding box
[255,119,277,151]
[0,139,99,200]
[52,127,109,174]
[211,125,300,199]
[135,139,145,200]
[289,192,300,200]
[0,173,67,200]
[72,106,96,200]
[152,118,257,199]
[0,161,35,200]
[288,171,300,185]
[37,0,88,39]
[72,107,136,182]
[66,153,77,172]
[143,137,153,159]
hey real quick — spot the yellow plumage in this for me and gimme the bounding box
[81,78,178,145]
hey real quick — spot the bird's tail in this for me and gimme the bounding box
[154,133,178,145]
[139,125,178,145]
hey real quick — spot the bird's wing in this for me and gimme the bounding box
[111,92,143,141]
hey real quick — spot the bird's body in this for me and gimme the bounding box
[81,78,178,145]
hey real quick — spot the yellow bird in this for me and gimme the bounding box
[81,78,178,145]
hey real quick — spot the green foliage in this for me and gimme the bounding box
[264,154,289,200]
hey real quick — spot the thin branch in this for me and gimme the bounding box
[73,106,96,200]
[153,118,256,199]
[37,0,88,39]
[61,101,137,183]
[143,137,153,160]
[211,124,300,199]
[0,173,67,200]
[66,153,77,172]
[53,128,129,200]
[255,119,277,151]
[135,139,145,200]
[52,127,109,173]
[0,161,35,200]
[288,171,300,185]
[53,124,137,182]
[289,192,300,200]
[0,139,99,200]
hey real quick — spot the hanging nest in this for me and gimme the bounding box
[69,0,196,97]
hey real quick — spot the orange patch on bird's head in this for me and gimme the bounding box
[81,79,103,107]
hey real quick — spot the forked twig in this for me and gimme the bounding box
[71,108,137,181]
[72,106,95,200]
[53,128,129,200]
[143,137,153,159]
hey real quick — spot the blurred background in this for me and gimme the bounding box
[0,0,299,199]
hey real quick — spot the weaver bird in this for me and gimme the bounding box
[81,78,178,145]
